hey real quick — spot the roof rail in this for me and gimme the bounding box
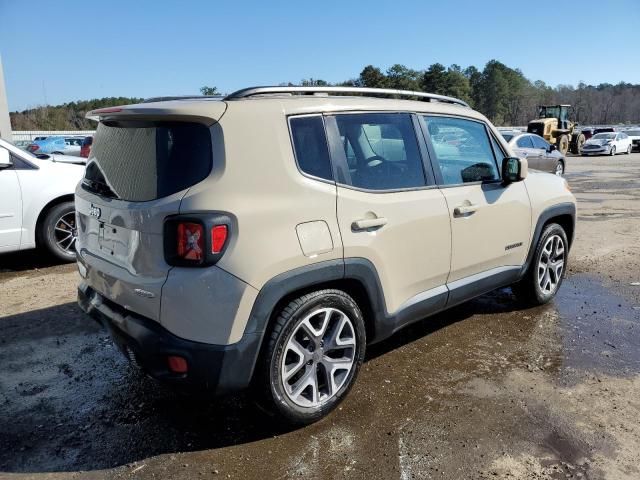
[142,95,223,103]
[224,86,470,108]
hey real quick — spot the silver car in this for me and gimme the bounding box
[501,131,566,175]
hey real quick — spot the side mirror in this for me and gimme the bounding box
[548,144,557,152]
[0,148,12,170]
[502,157,527,184]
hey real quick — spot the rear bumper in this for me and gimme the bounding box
[78,283,261,395]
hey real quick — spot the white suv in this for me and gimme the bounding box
[76,87,576,424]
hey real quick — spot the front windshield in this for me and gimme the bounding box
[540,106,560,119]
[593,133,615,140]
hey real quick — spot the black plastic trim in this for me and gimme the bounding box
[244,259,346,335]
[520,202,576,277]
[78,284,260,395]
[245,257,539,352]
[447,267,521,308]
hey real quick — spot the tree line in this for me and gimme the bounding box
[299,61,640,126]
[10,97,144,131]
[10,60,640,130]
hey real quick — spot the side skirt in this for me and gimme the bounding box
[373,266,522,343]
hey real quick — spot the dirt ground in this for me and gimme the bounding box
[1,153,640,480]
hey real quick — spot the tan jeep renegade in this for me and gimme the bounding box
[76,86,576,424]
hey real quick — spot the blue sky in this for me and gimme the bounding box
[1,0,639,111]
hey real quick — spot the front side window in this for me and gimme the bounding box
[289,116,333,181]
[423,116,500,185]
[334,113,426,190]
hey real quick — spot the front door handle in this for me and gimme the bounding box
[352,217,388,231]
[453,204,478,216]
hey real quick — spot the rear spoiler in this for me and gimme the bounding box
[86,99,227,125]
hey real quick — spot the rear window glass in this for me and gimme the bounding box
[531,135,549,149]
[516,136,534,148]
[289,116,333,181]
[84,122,212,201]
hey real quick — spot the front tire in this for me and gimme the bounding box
[513,223,568,306]
[557,135,570,155]
[609,145,616,156]
[258,289,366,425]
[555,160,565,176]
[40,201,77,262]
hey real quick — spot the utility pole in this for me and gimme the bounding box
[0,55,12,141]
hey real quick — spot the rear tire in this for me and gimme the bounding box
[570,133,585,154]
[513,223,568,306]
[626,145,632,155]
[258,289,366,425]
[39,201,77,262]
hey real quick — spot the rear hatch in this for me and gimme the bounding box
[75,100,226,321]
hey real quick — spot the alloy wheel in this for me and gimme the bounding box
[537,234,565,295]
[281,307,356,408]
[54,211,77,254]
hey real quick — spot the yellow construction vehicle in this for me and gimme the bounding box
[527,105,585,155]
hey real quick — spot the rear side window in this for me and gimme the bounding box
[516,136,534,148]
[423,116,500,185]
[531,135,549,149]
[84,121,212,201]
[289,116,333,181]
[334,113,426,190]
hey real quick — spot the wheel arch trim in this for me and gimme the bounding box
[520,202,576,277]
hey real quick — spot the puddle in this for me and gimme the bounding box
[553,274,640,376]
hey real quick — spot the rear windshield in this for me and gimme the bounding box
[83,121,212,201]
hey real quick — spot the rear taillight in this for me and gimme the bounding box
[176,222,204,261]
[164,214,232,267]
[28,145,39,152]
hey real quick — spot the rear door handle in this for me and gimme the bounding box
[453,204,478,216]
[352,217,388,231]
